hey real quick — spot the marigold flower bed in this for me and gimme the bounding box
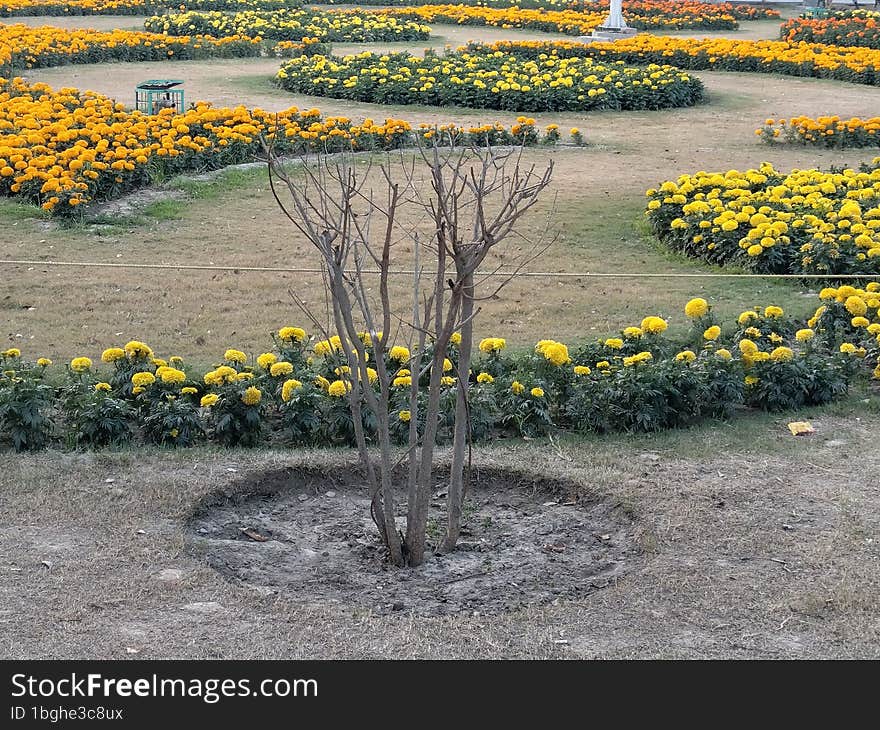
[757,116,880,148]
[0,0,301,16]
[144,9,432,43]
[1,289,876,451]
[0,22,263,70]
[275,49,705,112]
[781,10,880,50]
[476,37,880,88]
[322,0,778,28]
[0,78,560,215]
[645,160,880,277]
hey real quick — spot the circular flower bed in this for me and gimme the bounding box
[275,49,706,112]
[645,160,880,277]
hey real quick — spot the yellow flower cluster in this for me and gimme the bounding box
[0,0,299,16]
[275,49,704,113]
[535,339,571,366]
[146,9,431,43]
[645,161,880,276]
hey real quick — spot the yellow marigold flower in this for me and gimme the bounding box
[676,350,696,363]
[819,288,838,300]
[623,327,642,338]
[398,410,411,422]
[739,339,758,355]
[476,372,494,384]
[2,348,20,358]
[94,382,112,392]
[796,328,815,342]
[389,345,411,362]
[181,387,198,395]
[852,317,870,328]
[37,358,52,367]
[200,393,219,408]
[124,340,153,359]
[685,298,709,318]
[257,353,278,370]
[536,340,570,365]
[151,358,167,368]
[132,371,155,387]
[511,380,525,395]
[169,356,184,365]
[640,316,668,334]
[596,360,611,368]
[479,337,506,353]
[441,376,455,387]
[866,282,879,293]
[315,375,330,390]
[281,379,303,402]
[738,310,758,325]
[278,326,307,342]
[716,349,732,360]
[745,376,759,386]
[132,386,145,396]
[703,325,721,341]
[845,296,868,317]
[443,358,453,372]
[366,367,378,384]
[101,347,125,363]
[573,365,591,376]
[450,332,462,345]
[242,386,262,405]
[159,368,186,385]
[764,306,784,318]
[770,346,794,362]
[604,338,624,350]
[530,387,545,398]
[868,323,880,336]
[393,375,412,387]
[270,361,294,377]
[327,379,349,397]
[70,357,93,372]
[224,349,247,364]
[235,372,254,381]
[840,343,858,354]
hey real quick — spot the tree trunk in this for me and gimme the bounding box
[442,271,474,553]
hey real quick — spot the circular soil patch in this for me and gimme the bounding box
[188,465,640,616]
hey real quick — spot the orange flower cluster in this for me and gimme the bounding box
[0,22,262,70]
[757,116,880,148]
[0,78,555,215]
[781,11,880,50]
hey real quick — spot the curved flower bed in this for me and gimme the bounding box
[321,0,778,27]
[645,160,880,277]
[275,49,705,112]
[781,10,880,50]
[0,23,263,69]
[1,288,876,451]
[0,0,780,22]
[0,79,561,215]
[144,9,432,43]
[372,4,738,35]
[475,37,880,88]
[0,0,301,16]
[757,116,880,148]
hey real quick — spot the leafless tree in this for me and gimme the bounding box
[266,139,553,567]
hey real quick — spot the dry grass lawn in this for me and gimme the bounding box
[1,406,877,659]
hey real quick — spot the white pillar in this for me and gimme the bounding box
[603,0,628,30]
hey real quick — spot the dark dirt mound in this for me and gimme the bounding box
[187,465,640,616]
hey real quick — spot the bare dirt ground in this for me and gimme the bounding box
[190,465,638,616]
[1,409,877,659]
